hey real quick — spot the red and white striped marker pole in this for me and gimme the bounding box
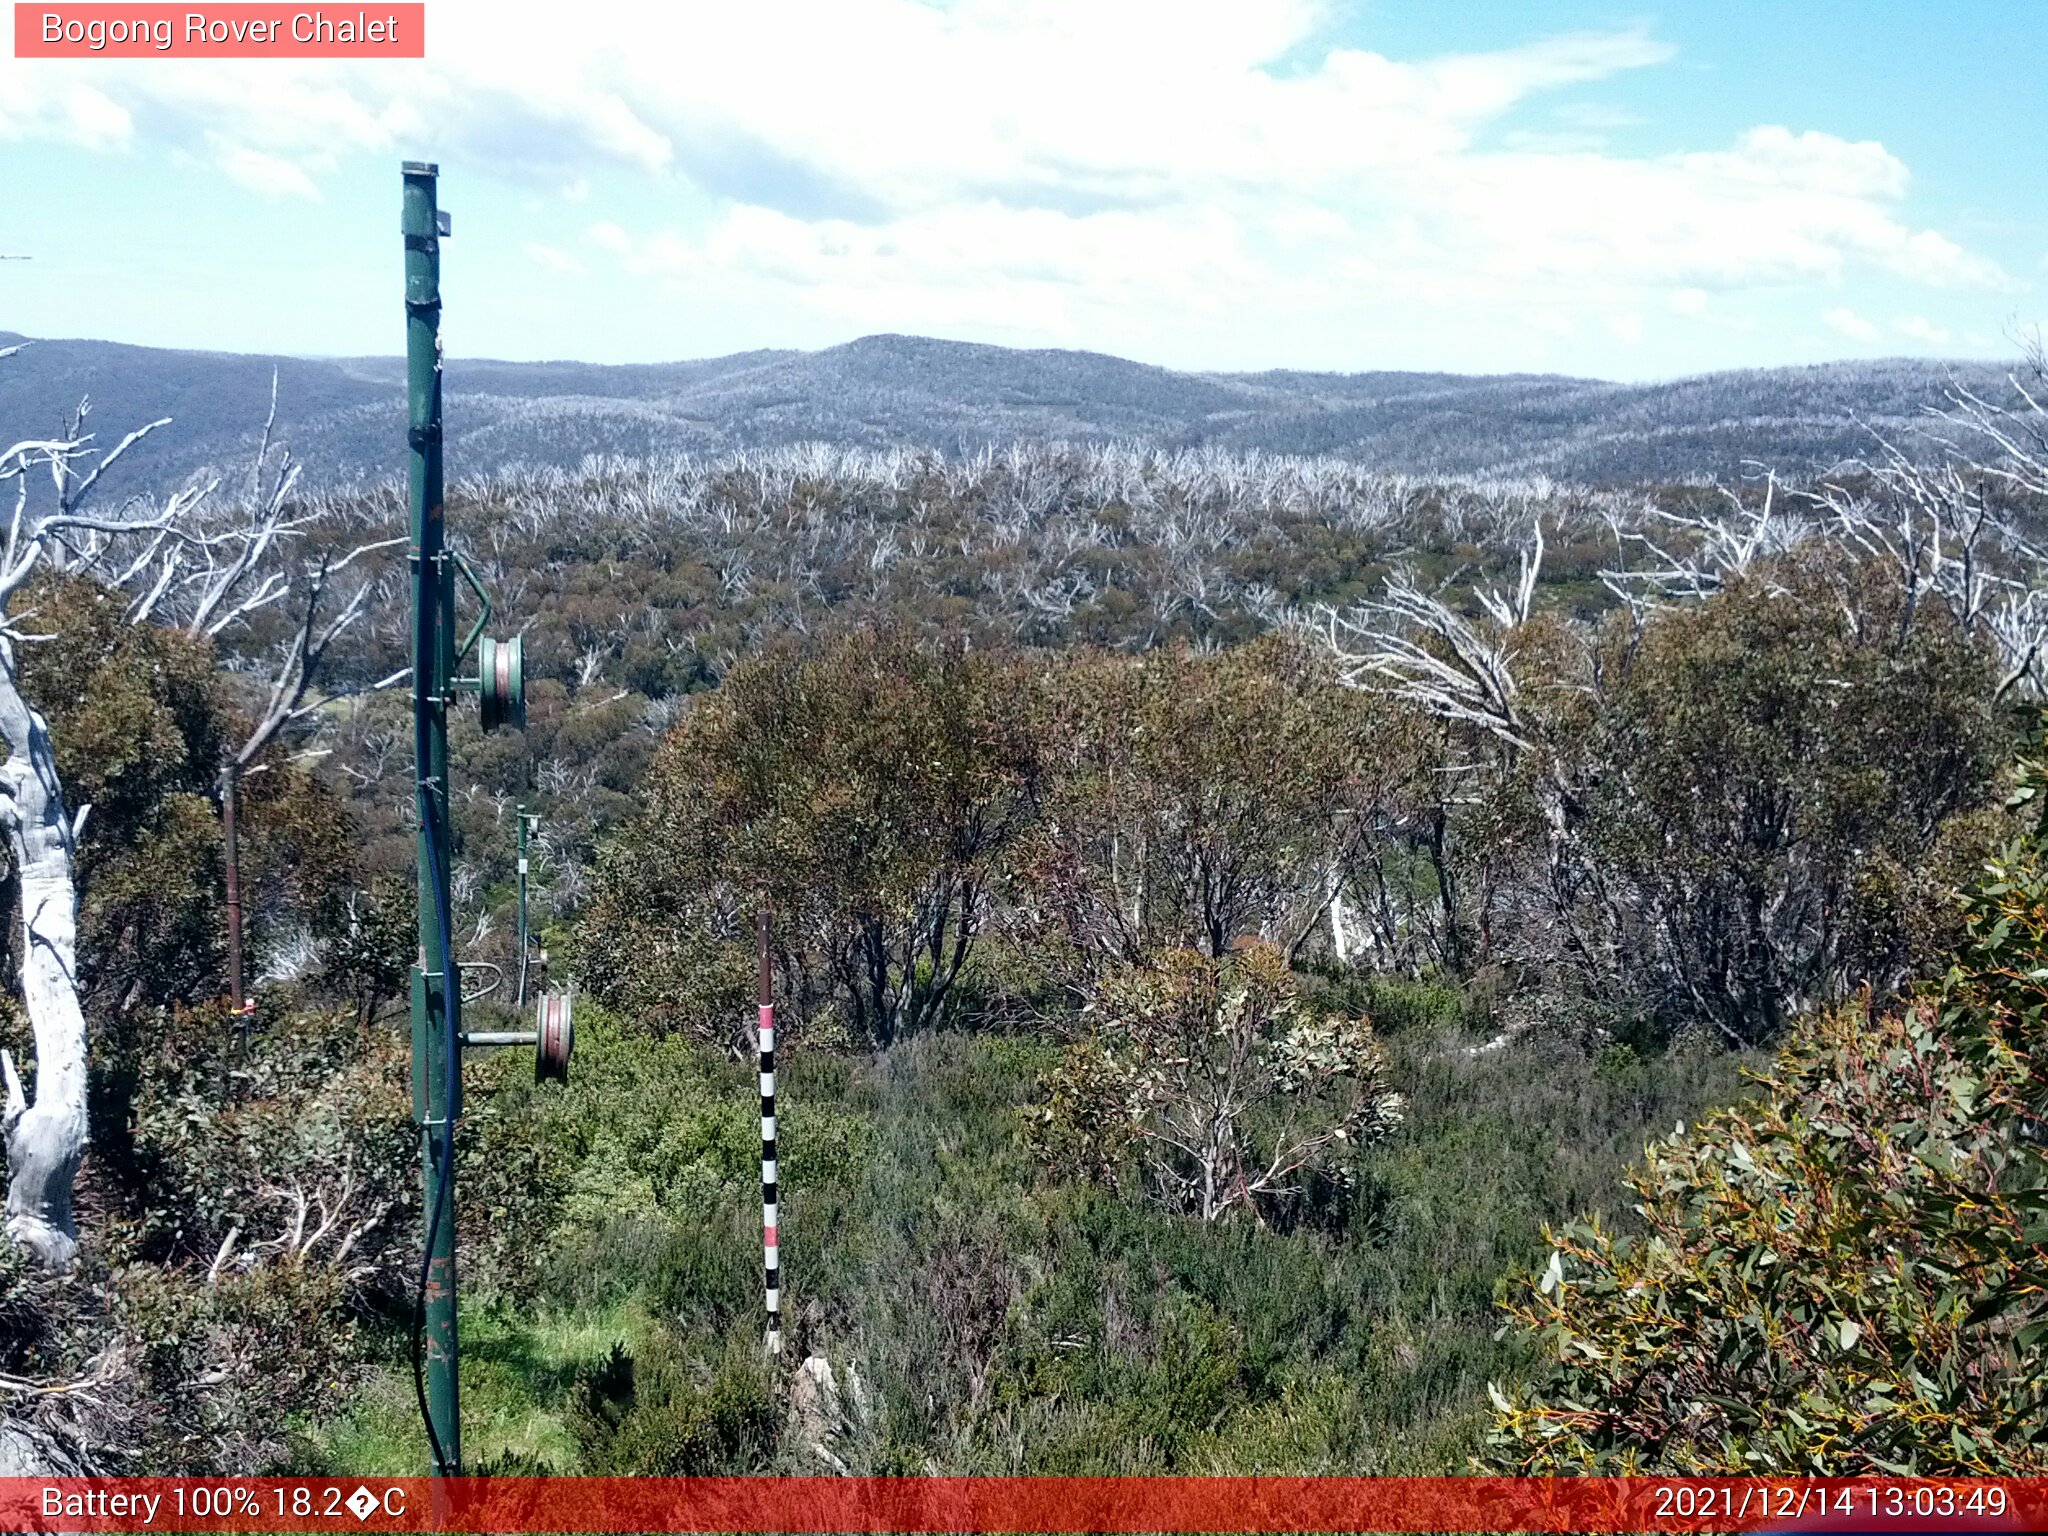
[758,906,780,1356]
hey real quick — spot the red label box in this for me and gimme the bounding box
[0,1476,2042,1533]
[13,3,425,57]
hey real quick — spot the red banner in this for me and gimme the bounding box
[0,1477,2041,1532]
[13,5,425,58]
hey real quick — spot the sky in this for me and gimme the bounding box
[0,0,2043,380]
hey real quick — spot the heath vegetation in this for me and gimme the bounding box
[2,343,2046,1475]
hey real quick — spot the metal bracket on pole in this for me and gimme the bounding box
[455,987,573,1083]
[451,549,492,666]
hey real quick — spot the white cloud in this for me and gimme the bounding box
[1499,130,1609,154]
[0,78,131,147]
[524,242,583,275]
[1825,307,1880,343]
[1893,314,1952,347]
[0,1,2013,368]
[1685,125,1908,199]
[214,139,319,198]
[1554,101,1646,130]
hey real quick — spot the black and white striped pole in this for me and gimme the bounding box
[758,905,780,1356]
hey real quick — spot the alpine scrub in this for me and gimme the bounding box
[1488,717,2048,1475]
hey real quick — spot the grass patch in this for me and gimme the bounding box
[302,1295,660,1474]
[304,1008,1757,1475]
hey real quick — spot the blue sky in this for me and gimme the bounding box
[0,0,2041,379]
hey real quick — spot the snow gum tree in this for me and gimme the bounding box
[1018,635,1393,982]
[0,352,352,1270]
[0,396,200,1269]
[585,626,1041,1048]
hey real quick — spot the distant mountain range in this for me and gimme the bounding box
[0,330,2018,493]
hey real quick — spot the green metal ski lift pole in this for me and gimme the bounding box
[404,161,548,1480]
[403,158,461,1478]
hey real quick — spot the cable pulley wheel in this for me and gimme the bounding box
[479,633,525,732]
[536,990,573,1084]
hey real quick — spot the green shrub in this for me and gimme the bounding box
[1581,556,2002,1041]
[461,1004,873,1303]
[569,1333,779,1475]
[1489,996,2048,1473]
[582,628,1039,1048]
[1015,636,1393,979]
[1027,943,1401,1224]
[1355,974,1473,1036]
[1488,715,2048,1473]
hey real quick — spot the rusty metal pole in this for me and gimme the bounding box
[221,761,244,1025]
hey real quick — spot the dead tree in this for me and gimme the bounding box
[1319,522,1623,985]
[1600,354,2048,700]
[1324,523,1545,750]
[0,354,402,1266]
[0,365,233,1269]
[131,375,406,1012]
[1805,348,2048,696]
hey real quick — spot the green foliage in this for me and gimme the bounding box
[1299,969,1475,1038]
[585,632,1446,1049]
[779,1028,1746,1475]
[459,1004,873,1304]
[0,1005,418,1474]
[112,1249,365,1471]
[1947,703,2048,1040]
[990,1287,1250,1471]
[234,759,358,966]
[1019,635,1392,977]
[111,1003,416,1284]
[3,573,359,1022]
[14,574,231,1010]
[301,998,1753,1478]
[577,572,1999,1061]
[1580,556,2001,1040]
[1029,943,1402,1224]
[1488,713,2048,1474]
[270,446,2025,1051]
[320,873,414,1026]
[0,1237,91,1388]
[568,1333,779,1475]
[10,434,2021,1479]
[584,627,1039,1047]
[1489,1000,2048,1473]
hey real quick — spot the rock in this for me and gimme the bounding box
[789,1353,841,1445]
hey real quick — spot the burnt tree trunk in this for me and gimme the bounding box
[221,761,245,1025]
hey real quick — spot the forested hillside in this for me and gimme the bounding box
[0,330,2019,493]
[2,346,2046,1476]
